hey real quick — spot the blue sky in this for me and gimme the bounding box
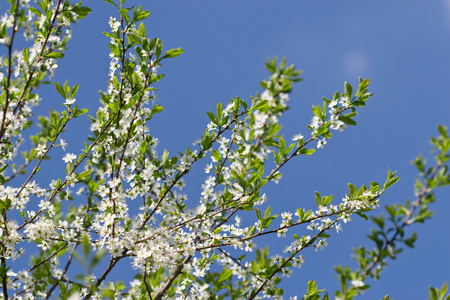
[42,1,450,298]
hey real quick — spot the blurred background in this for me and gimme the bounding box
[33,1,450,298]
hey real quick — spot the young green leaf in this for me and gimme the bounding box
[162,48,184,59]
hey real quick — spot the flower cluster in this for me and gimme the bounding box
[0,1,392,299]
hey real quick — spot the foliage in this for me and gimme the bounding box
[0,0,447,299]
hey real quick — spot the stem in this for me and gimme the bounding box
[248,223,335,300]
[84,256,121,300]
[360,162,442,279]
[153,255,191,300]
[1,256,8,299]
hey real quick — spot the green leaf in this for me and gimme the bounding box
[45,52,64,59]
[355,211,368,220]
[29,7,42,16]
[430,287,438,300]
[82,234,90,256]
[154,38,163,58]
[127,33,141,45]
[370,215,384,229]
[255,208,262,220]
[440,282,449,298]
[230,169,244,188]
[315,191,321,206]
[104,0,119,8]
[351,100,365,107]
[348,183,357,198]
[70,84,80,99]
[383,170,400,190]
[307,280,318,294]
[216,102,223,123]
[279,137,287,156]
[344,81,353,98]
[23,47,29,63]
[252,100,268,111]
[263,205,271,219]
[59,282,67,295]
[55,82,66,99]
[207,111,218,125]
[50,112,59,127]
[211,150,221,162]
[150,105,164,115]
[322,195,333,206]
[438,125,448,137]
[103,31,117,39]
[109,43,121,57]
[312,105,322,117]
[135,10,150,22]
[72,6,91,18]
[73,108,88,118]
[138,22,146,38]
[201,135,213,151]
[162,48,184,59]
[161,149,169,164]
[132,72,141,86]
[305,149,315,155]
[340,116,356,126]
[218,268,233,282]
[0,164,7,173]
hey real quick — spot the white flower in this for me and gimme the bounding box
[36,143,47,156]
[108,17,120,32]
[204,162,213,173]
[351,279,365,288]
[317,138,327,149]
[65,173,78,187]
[310,116,321,130]
[315,239,328,251]
[65,98,76,105]
[261,90,274,102]
[277,228,287,237]
[339,96,351,108]
[281,267,292,277]
[328,99,338,108]
[59,139,67,151]
[62,153,77,163]
[292,133,304,141]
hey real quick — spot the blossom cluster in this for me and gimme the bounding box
[0,1,389,299]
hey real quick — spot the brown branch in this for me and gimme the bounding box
[153,255,192,300]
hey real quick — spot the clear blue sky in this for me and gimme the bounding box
[45,1,450,298]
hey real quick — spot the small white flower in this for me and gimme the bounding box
[59,139,67,151]
[204,162,213,173]
[328,99,338,108]
[339,96,351,108]
[65,173,78,187]
[62,153,77,163]
[292,133,304,141]
[317,138,327,149]
[351,279,365,288]
[277,228,287,237]
[108,17,120,32]
[65,98,76,105]
[36,143,47,156]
